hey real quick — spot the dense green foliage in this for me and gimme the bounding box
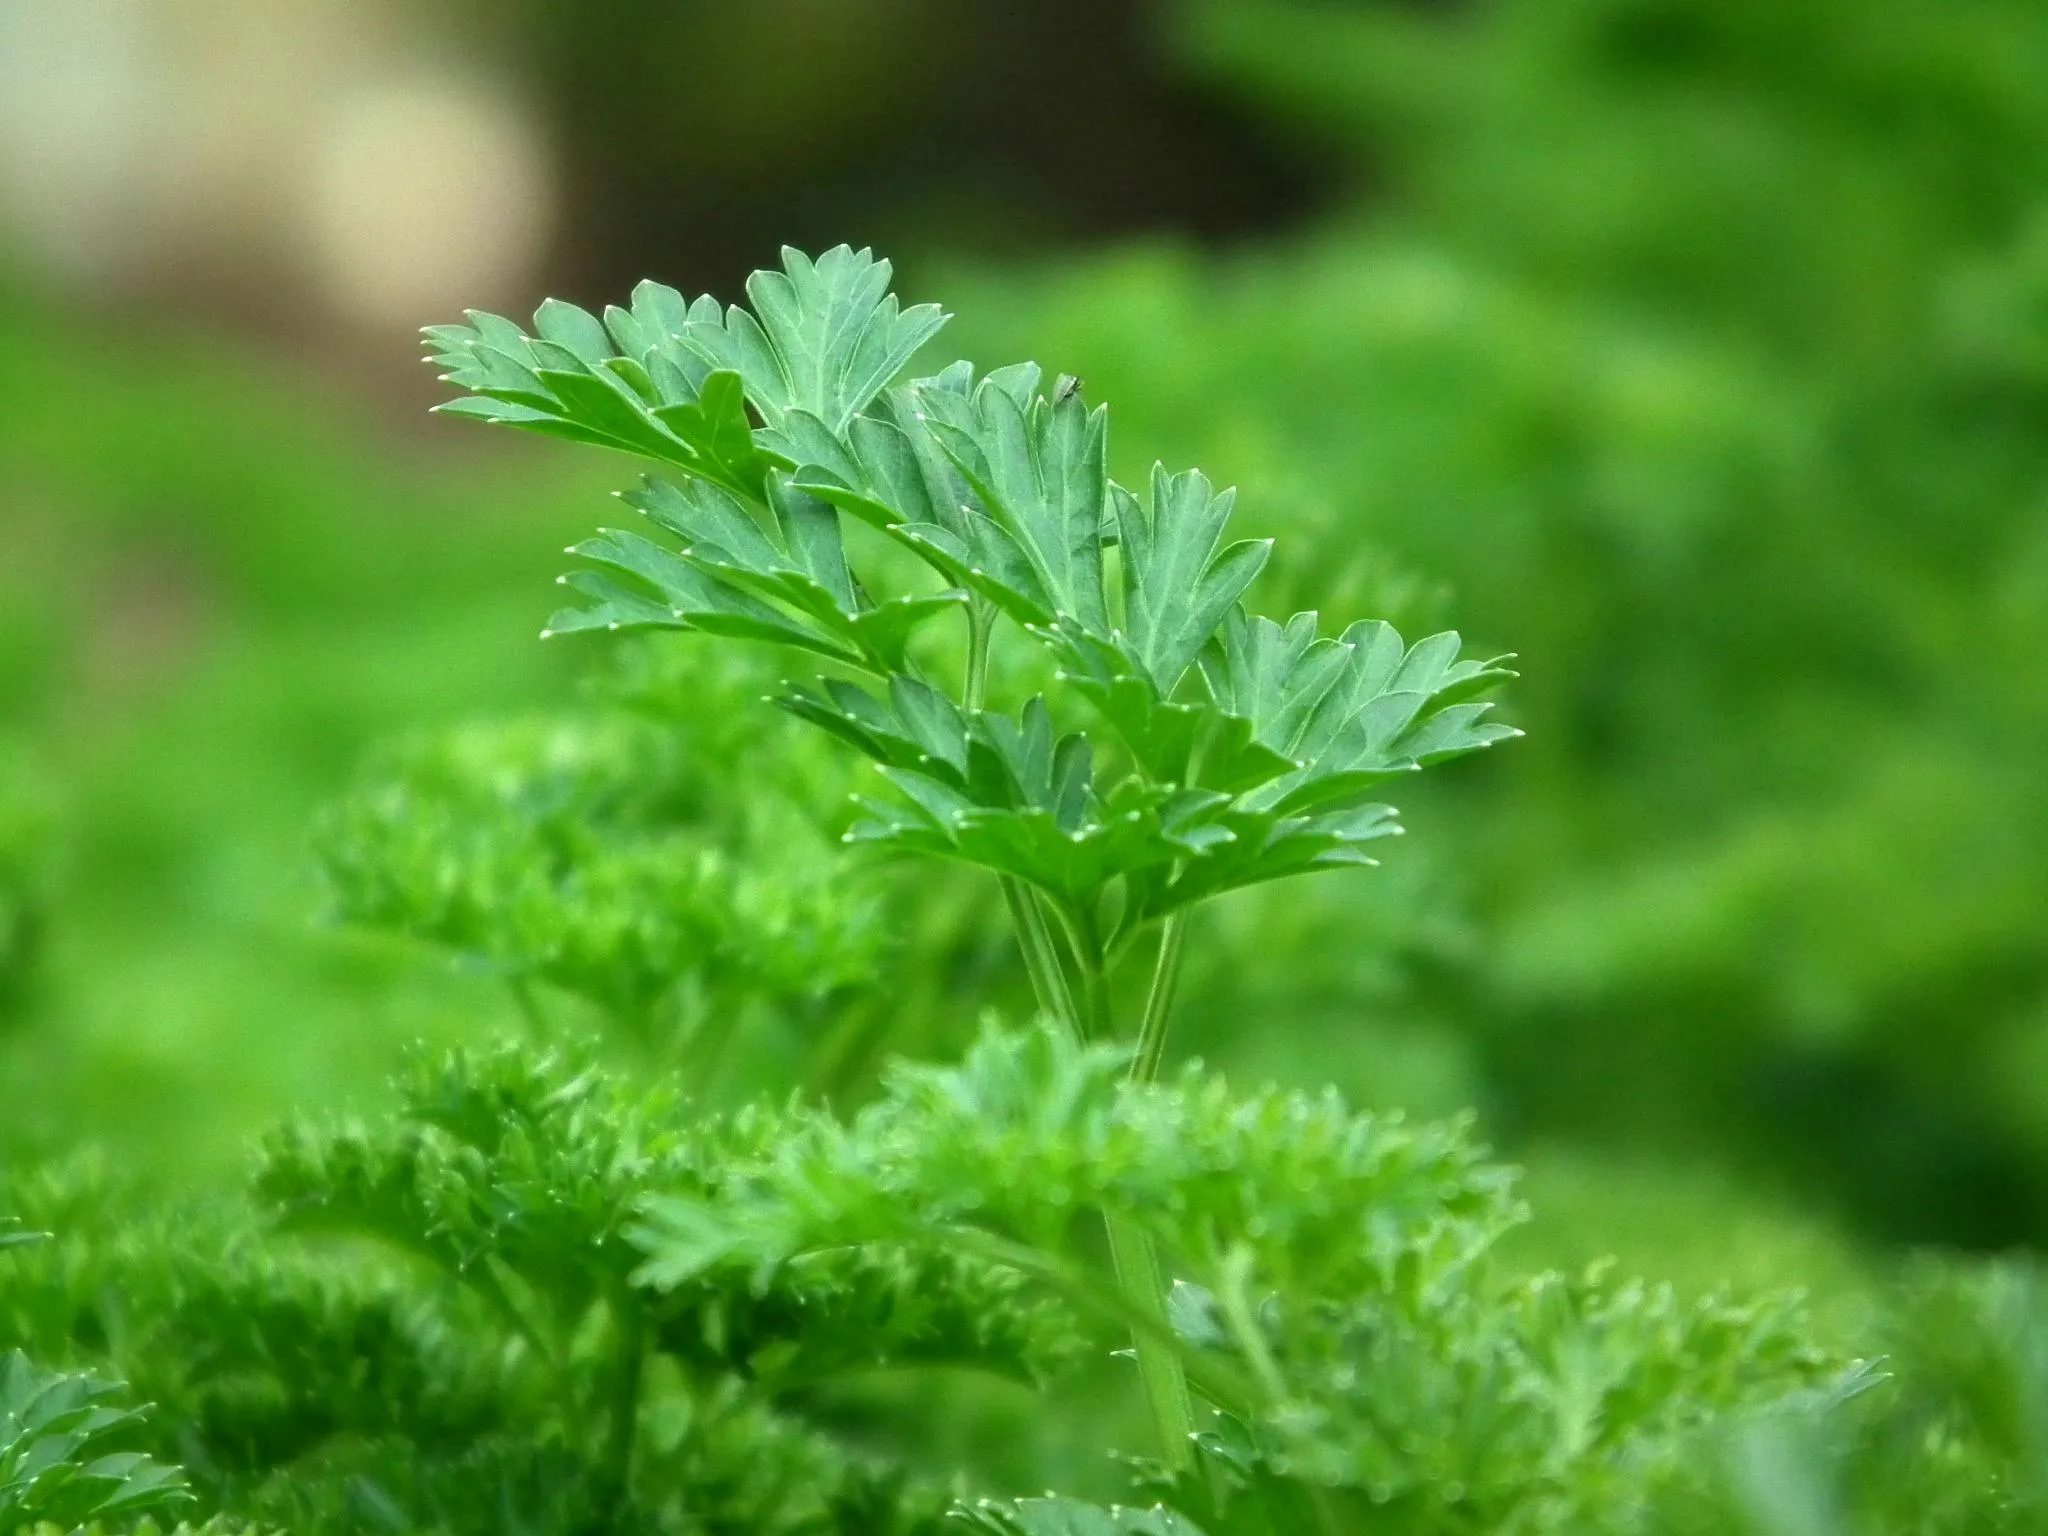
[314,684,883,1057]
[4,2,2046,1530]
[7,233,2047,1532]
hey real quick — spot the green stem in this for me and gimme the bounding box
[942,1225,1254,1417]
[964,598,993,712]
[1004,880,1079,1031]
[1214,1244,1287,1403]
[1129,913,1186,1086]
[966,594,1193,1464]
[1105,1210,1198,1468]
[1062,917,1198,1470]
[1045,901,1111,1040]
[1073,926,1114,1044]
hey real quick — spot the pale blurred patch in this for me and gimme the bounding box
[0,0,158,281]
[300,75,554,330]
[0,0,553,329]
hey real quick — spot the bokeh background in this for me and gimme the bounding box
[4,0,2047,1304]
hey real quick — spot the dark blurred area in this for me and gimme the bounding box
[4,0,2048,1294]
[0,1,1320,353]
[483,0,1326,298]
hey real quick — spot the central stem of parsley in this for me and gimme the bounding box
[965,606,1199,1465]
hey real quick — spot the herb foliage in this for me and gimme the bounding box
[2,247,2034,1536]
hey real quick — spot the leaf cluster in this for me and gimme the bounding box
[631,1022,1840,1531]
[407,244,1894,1533]
[0,1353,189,1535]
[314,694,885,1046]
[0,1039,1095,1536]
[3,238,1930,1536]
[425,246,1517,960]
[5,1023,1868,1536]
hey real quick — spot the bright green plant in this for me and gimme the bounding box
[423,243,1521,1466]
[966,0,2048,1252]
[0,245,1947,1536]
[3,1074,1053,1536]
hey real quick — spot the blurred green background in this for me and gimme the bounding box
[3,0,2046,1302]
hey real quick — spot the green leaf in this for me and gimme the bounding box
[1041,625,1297,795]
[1114,465,1273,692]
[425,283,813,502]
[534,296,613,362]
[1202,610,1352,758]
[1203,609,1520,812]
[895,514,1054,627]
[910,363,1111,631]
[784,409,944,533]
[776,665,1400,919]
[1126,800,1405,923]
[783,360,1102,631]
[675,245,949,434]
[648,368,786,496]
[426,300,791,501]
[957,1495,1208,1536]
[0,1352,191,1531]
[541,569,686,638]
[848,594,971,676]
[548,474,965,673]
[774,680,1233,903]
[564,526,859,663]
[970,464,1281,794]
[848,775,1229,904]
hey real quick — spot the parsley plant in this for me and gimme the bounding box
[424,244,1520,1469]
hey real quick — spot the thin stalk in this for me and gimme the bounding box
[1104,1209,1198,1468]
[1061,914,1198,1470]
[964,598,994,712]
[1046,900,1112,1041]
[942,1225,1256,1417]
[968,593,1193,1464]
[1214,1245,1286,1403]
[1004,880,1079,1030]
[1129,913,1186,1085]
